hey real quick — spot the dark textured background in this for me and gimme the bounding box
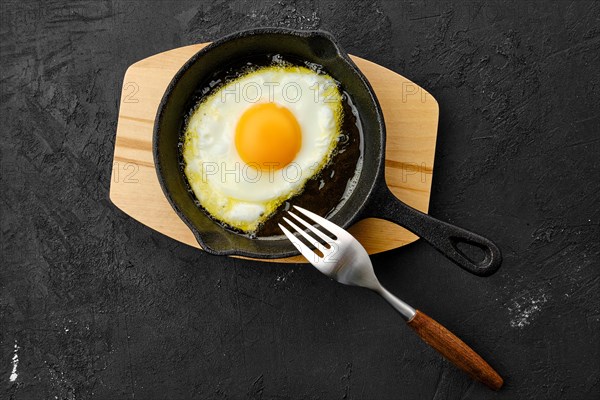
[2,1,599,399]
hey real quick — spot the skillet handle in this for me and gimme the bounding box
[364,185,502,276]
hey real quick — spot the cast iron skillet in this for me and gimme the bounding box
[154,28,502,276]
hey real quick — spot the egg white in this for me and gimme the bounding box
[182,65,343,233]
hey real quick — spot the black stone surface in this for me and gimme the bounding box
[1,1,599,399]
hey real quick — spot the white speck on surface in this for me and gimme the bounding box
[9,340,19,382]
[509,291,549,328]
[275,270,294,286]
[45,360,76,400]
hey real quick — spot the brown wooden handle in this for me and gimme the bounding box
[407,310,504,390]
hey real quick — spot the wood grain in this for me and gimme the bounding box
[109,43,439,263]
[408,310,504,391]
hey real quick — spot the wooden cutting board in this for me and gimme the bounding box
[110,43,439,263]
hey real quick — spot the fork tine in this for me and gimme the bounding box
[292,206,341,238]
[288,211,334,244]
[278,223,317,260]
[282,217,325,252]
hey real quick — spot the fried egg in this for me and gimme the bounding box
[182,64,343,233]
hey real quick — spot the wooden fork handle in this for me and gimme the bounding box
[407,310,504,391]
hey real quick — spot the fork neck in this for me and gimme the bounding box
[376,286,417,321]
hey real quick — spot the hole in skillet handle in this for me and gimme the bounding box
[448,236,500,276]
[454,239,488,265]
[362,185,502,277]
[426,219,502,277]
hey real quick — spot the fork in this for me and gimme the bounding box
[279,206,504,391]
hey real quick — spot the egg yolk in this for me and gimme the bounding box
[235,103,302,170]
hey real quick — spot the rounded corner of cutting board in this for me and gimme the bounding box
[111,43,439,263]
